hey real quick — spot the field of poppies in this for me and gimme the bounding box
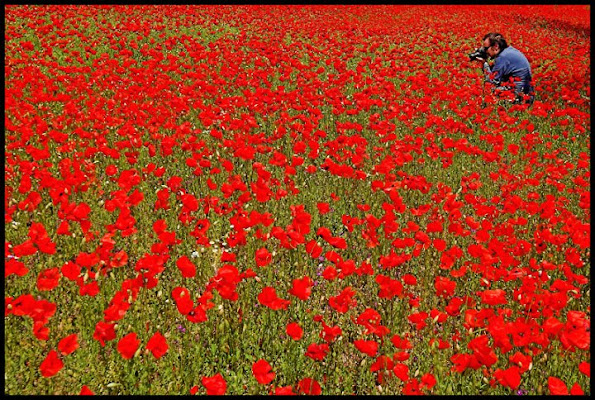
[4,5,591,395]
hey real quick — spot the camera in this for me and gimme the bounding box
[468,47,487,61]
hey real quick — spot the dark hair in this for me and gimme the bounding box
[483,32,508,50]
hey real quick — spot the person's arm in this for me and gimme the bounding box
[483,61,501,86]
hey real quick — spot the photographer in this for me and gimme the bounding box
[470,33,535,105]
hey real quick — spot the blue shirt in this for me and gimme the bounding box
[484,46,533,94]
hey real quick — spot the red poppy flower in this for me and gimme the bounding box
[508,352,532,374]
[578,361,590,377]
[322,266,338,281]
[255,247,273,267]
[202,373,227,395]
[305,240,323,259]
[76,252,100,268]
[117,332,140,360]
[58,333,79,355]
[305,343,329,361]
[433,238,447,252]
[79,280,100,297]
[450,353,480,373]
[479,289,507,305]
[402,274,417,285]
[28,222,56,254]
[376,274,403,299]
[61,261,81,281]
[33,320,50,341]
[326,236,347,249]
[252,359,275,385]
[146,331,168,359]
[319,322,342,343]
[172,286,194,315]
[274,385,296,395]
[434,276,456,297]
[407,311,429,330]
[288,276,313,300]
[317,202,331,214]
[258,287,290,310]
[328,286,357,313]
[403,378,421,395]
[286,322,303,340]
[208,265,241,301]
[493,366,521,390]
[548,376,568,395]
[80,385,94,395]
[5,258,28,277]
[467,335,498,367]
[37,267,61,291]
[13,239,37,257]
[298,378,321,395]
[176,256,197,278]
[430,308,448,324]
[420,373,437,390]
[570,383,584,395]
[103,291,131,322]
[393,363,409,381]
[93,321,116,347]
[353,339,378,357]
[370,354,394,373]
[181,193,199,212]
[40,349,63,377]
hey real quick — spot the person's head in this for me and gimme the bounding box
[482,33,508,58]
